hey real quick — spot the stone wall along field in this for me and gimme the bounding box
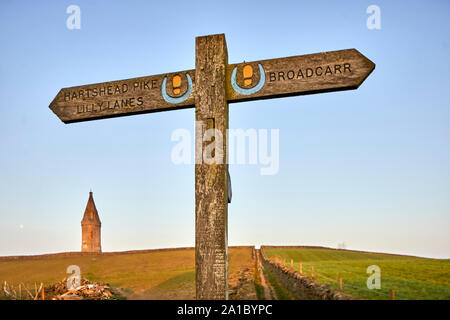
[260,246,357,300]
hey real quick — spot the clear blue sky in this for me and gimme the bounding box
[0,0,449,258]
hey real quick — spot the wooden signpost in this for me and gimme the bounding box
[49,34,375,300]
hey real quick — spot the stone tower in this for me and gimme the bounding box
[81,191,101,253]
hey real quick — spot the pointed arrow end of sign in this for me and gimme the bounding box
[49,89,70,124]
[360,50,375,71]
[351,49,376,88]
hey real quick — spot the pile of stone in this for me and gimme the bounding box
[228,266,257,300]
[48,278,115,300]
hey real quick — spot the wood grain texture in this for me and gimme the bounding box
[226,49,375,103]
[195,34,229,300]
[49,70,195,123]
[49,48,374,124]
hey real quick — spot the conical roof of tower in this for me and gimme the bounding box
[81,191,101,225]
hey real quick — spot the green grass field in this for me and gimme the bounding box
[263,247,450,300]
[0,247,255,300]
[3,246,448,300]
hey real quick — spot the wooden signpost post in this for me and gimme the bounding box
[49,34,375,300]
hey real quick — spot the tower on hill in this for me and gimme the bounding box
[81,191,101,253]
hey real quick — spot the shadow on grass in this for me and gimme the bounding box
[261,265,295,300]
[138,271,195,300]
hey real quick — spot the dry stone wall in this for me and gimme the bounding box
[260,246,357,300]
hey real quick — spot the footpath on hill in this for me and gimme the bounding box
[255,249,295,300]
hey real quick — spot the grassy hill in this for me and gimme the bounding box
[0,246,256,300]
[2,246,448,300]
[263,246,450,300]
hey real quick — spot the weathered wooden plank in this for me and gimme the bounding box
[49,70,195,123]
[226,49,375,103]
[195,34,229,300]
[50,49,374,124]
